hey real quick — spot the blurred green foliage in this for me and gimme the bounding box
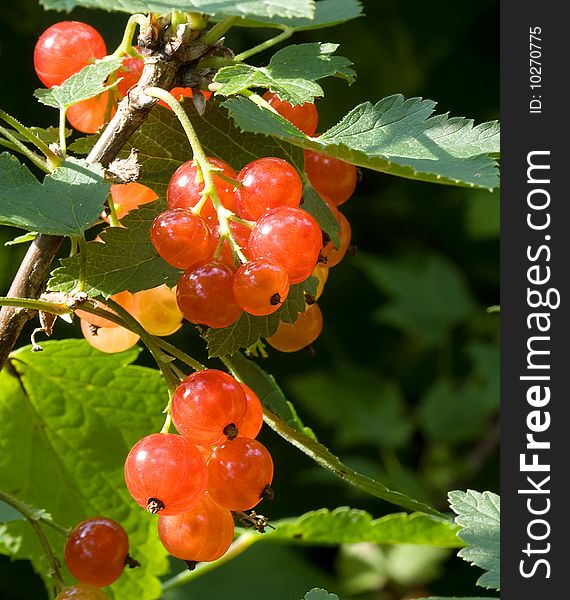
[0,0,498,598]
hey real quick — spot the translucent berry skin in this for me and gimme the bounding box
[117,55,144,97]
[233,258,290,316]
[124,433,207,515]
[250,207,322,284]
[56,584,108,600]
[176,261,242,328]
[64,517,128,587]
[172,369,247,446]
[151,209,213,270]
[238,383,263,439]
[158,494,234,562]
[67,92,115,134]
[262,91,318,136]
[80,319,140,353]
[304,150,357,206]
[235,157,303,221]
[207,438,274,511]
[267,303,323,352]
[167,157,237,227]
[34,21,107,88]
[321,209,351,267]
[132,285,183,336]
[110,182,158,220]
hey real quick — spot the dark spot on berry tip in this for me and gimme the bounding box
[261,484,275,501]
[317,252,328,264]
[146,498,165,514]
[89,324,100,336]
[125,554,141,569]
[223,422,239,440]
[185,560,198,571]
[270,293,281,306]
[305,295,316,306]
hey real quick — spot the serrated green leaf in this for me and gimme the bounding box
[448,490,500,590]
[215,43,355,104]
[0,153,109,236]
[224,95,500,189]
[266,507,461,547]
[224,353,443,516]
[48,203,180,296]
[40,0,315,19]
[0,340,169,599]
[303,589,339,600]
[236,0,362,30]
[202,276,317,357]
[34,58,123,110]
[302,183,339,246]
[356,253,475,345]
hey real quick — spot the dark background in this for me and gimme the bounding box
[0,1,499,598]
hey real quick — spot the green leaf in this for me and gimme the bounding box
[4,232,38,246]
[224,95,500,189]
[48,203,180,296]
[40,0,315,19]
[266,507,461,547]
[302,183,339,246]
[202,276,317,357]
[237,0,362,30]
[215,43,355,104]
[356,253,475,345]
[303,589,339,600]
[0,153,109,236]
[448,490,500,590]
[0,340,169,599]
[34,58,123,110]
[224,353,444,516]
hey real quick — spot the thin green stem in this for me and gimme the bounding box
[200,16,241,46]
[75,236,87,293]
[0,296,70,315]
[106,193,121,227]
[0,489,66,593]
[111,14,147,58]
[161,533,257,592]
[0,125,50,173]
[0,110,61,169]
[234,27,293,62]
[58,108,67,158]
[154,337,206,372]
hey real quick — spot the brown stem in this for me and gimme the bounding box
[0,21,219,372]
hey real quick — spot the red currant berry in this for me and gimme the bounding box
[176,261,242,328]
[167,157,237,227]
[207,438,274,511]
[151,209,213,270]
[216,220,253,267]
[109,182,158,220]
[262,91,318,136]
[321,208,351,267]
[249,207,322,284]
[158,494,234,562]
[80,319,140,353]
[235,157,302,220]
[233,258,290,316]
[158,87,212,109]
[238,383,263,439]
[34,21,107,88]
[124,433,207,515]
[64,517,129,587]
[56,584,108,600]
[67,92,116,134]
[172,369,247,446]
[117,55,144,97]
[267,303,323,352]
[304,150,357,206]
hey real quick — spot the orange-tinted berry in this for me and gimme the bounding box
[56,584,108,599]
[304,150,357,206]
[267,303,323,352]
[238,383,263,439]
[80,319,140,353]
[262,91,318,136]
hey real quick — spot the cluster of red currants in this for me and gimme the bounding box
[124,369,271,565]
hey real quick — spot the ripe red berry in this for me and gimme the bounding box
[172,369,247,446]
[233,258,290,316]
[321,201,352,267]
[124,433,207,515]
[67,92,116,134]
[216,220,253,267]
[167,158,237,227]
[158,494,234,562]
[262,91,318,136]
[249,207,322,284]
[267,303,323,352]
[151,209,213,269]
[238,383,264,439]
[304,150,357,206]
[109,182,158,220]
[56,584,108,599]
[64,517,129,587]
[34,21,107,88]
[176,261,242,328]
[207,438,274,511]
[117,55,144,97]
[235,157,303,221]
